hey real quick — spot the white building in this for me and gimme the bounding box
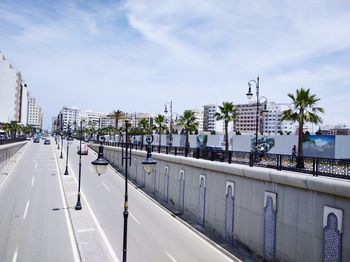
[203,104,217,132]
[58,106,81,131]
[27,94,43,129]
[235,101,296,135]
[0,52,28,125]
[263,102,296,134]
[192,108,204,132]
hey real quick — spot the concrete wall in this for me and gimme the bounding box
[0,142,26,171]
[94,144,350,261]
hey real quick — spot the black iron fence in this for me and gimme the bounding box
[0,138,26,146]
[97,141,350,180]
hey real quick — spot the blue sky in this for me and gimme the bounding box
[1,0,349,129]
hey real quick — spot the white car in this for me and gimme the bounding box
[77,143,89,155]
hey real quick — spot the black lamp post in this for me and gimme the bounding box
[91,120,156,262]
[75,120,85,210]
[57,134,60,150]
[246,76,260,162]
[64,126,72,176]
[60,134,64,158]
[164,101,173,147]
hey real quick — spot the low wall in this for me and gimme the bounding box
[92,144,350,261]
[0,142,27,172]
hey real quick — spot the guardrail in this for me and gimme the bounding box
[0,138,26,146]
[95,141,350,180]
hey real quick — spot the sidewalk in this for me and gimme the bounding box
[53,141,119,262]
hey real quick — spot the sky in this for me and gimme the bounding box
[0,0,349,130]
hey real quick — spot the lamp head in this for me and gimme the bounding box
[246,86,253,100]
[91,144,109,176]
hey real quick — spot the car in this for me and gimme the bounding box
[34,138,40,143]
[77,143,88,155]
[44,139,50,145]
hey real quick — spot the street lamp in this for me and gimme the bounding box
[60,133,64,158]
[164,101,174,147]
[246,76,262,162]
[142,134,157,173]
[91,136,109,175]
[91,120,156,262]
[75,120,88,210]
[64,126,72,176]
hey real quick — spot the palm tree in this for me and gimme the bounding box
[178,110,199,154]
[153,114,167,148]
[138,118,151,145]
[214,102,237,159]
[282,88,324,168]
[112,110,122,129]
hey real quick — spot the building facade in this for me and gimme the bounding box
[235,101,295,135]
[57,106,81,132]
[27,95,43,129]
[0,52,28,125]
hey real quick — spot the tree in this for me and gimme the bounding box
[214,102,237,159]
[153,114,167,148]
[138,118,151,145]
[282,88,324,168]
[112,110,122,129]
[178,110,199,154]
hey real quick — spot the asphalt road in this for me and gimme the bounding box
[66,140,237,262]
[0,139,79,262]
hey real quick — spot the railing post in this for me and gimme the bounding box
[158,145,161,153]
[228,151,232,164]
[249,152,253,167]
[175,147,177,156]
[166,146,169,154]
[210,150,214,161]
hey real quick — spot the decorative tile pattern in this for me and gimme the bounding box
[263,193,277,261]
[179,171,185,212]
[198,176,206,226]
[323,206,343,262]
[225,184,234,244]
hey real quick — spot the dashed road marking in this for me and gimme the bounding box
[23,200,30,219]
[31,177,35,187]
[165,251,177,262]
[130,213,141,225]
[101,181,111,192]
[12,247,18,262]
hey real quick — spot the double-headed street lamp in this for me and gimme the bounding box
[92,119,157,262]
[164,101,174,147]
[60,133,64,158]
[64,125,72,176]
[75,120,90,210]
[246,76,268,162]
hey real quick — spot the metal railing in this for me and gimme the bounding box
[96,141,350,180]
[0,138,26,146]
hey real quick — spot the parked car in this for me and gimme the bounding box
[44,139,50,145]
[34,138,40,143]
[77,143,88,155]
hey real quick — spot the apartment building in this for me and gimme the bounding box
[0,52,28,125]
[27,95,43,129]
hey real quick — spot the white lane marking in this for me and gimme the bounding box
[68,162,119,262]
[129,213,141,225]
[77,228,96,233]
[31,177,35,187]
[35,161,38,169]
[12,247,18,262]
[101,181,111,192]
[64,181,74,184]
[165,251,177,262]
[23,200,30,219]
[53,146,81,262]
